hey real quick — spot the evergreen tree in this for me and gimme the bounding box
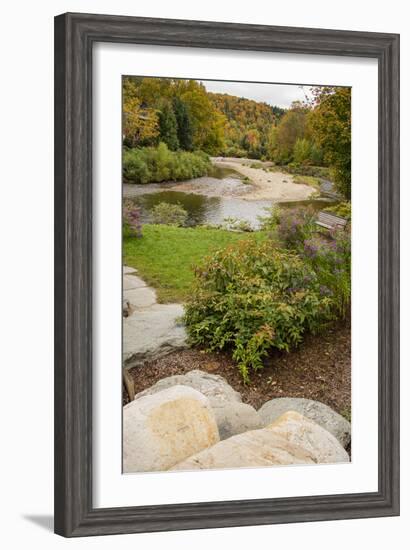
[158,102,179,151]
[173,97,193,150]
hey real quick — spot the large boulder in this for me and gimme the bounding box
[123,385,219,473]
[133,370,242,407]
[258,397,351,448]
[172,411,349,471]
[212,401,263,440]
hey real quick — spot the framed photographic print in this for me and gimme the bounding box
[54,13,400,537]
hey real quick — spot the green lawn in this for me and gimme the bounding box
[123,224,267,303]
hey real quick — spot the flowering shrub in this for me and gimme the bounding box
[184,239,333,382]
[275,206,316,249]
[150,202,188,227]
[259,205,317,246]
[123,200,142,238]
[301,228,351,317]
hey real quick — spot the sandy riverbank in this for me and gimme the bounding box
[210,157,316,201]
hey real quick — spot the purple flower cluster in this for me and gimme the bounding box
[276,207,316,249]
[123,200,142,238]
[303,239,319,258]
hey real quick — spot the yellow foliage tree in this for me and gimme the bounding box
[122,77,159,147]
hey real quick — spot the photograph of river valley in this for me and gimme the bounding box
[121,76,352,474]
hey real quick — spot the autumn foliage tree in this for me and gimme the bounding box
[122,77,159,148]
[273,102,309,163]
[308,87,351,198]
[123,77,226,154]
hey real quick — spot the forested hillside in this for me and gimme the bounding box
[123,77,351,197]
[209,92,284,158]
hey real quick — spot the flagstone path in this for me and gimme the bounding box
[122,266,187,369]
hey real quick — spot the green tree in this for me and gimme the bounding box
[173,97,193,150]
[309,87,351,199]
[274,104,308,163]
[293,138,311,164]
[158,102,179,151]
[176,80,226,154]
[309,142,323,165]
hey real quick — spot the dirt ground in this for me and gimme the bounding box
[123,320,351,421]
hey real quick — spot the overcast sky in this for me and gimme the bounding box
[201,80,312,109]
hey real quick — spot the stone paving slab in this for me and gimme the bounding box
[124,286,157,309]
[123,265,138,274]
[123,274,147,291]
[123,303,187,368]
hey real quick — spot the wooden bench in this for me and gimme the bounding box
[316,211,348,231]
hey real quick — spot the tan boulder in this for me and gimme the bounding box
[258,397,351,448]
[172,411,349,471]
[123,385,219,473]
[133,370,242,406]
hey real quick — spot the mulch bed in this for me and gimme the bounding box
[123,320,351,420]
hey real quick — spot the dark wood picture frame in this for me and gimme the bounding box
[54,12,400,537]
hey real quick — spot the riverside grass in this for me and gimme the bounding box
[123,224,267,303]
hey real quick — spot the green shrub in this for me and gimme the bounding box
[184,240,332,381]
[150,202,188,226]
[122,151,151,184]
[223,217,254,232]
[223,145,248,158]
[258,204,282,232]
[123,143,211,184]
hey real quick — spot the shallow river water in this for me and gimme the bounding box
[123,175,338,229]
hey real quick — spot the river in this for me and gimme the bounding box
[123,162,339,229]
